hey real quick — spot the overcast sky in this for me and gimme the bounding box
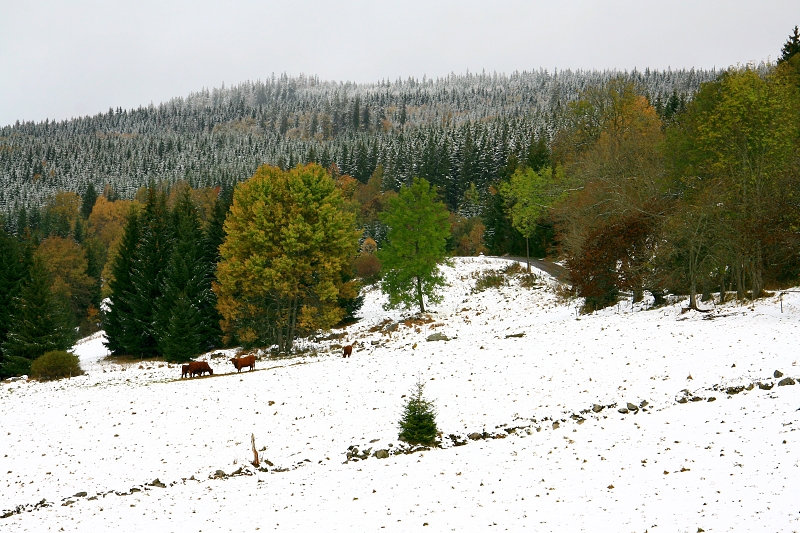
[1,0,797,127]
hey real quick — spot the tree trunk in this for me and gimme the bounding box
[416,276,425,314]
[525,236,531,273]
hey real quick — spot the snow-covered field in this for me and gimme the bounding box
[2,257,799,532]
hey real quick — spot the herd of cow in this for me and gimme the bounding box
[180,346,353,379]
[180,354,256,379]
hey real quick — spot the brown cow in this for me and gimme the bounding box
[231,354,256,372]
[181,364,191,378]
[342,345,353,358]
[187,361,213,377]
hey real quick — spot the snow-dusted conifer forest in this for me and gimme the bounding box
[0,68,722,219]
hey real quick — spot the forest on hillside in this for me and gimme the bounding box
[1,28,799,380]
[0,67,719,220]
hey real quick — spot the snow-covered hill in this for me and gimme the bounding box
[2,257,798,532]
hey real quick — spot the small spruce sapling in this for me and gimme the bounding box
[398,377,438,446]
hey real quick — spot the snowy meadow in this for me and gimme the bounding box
[1,257,798,532]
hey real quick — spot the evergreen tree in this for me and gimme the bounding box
[155,188,219,361]
[398,378,438,446]
[81,183,98,219]
[779,26,800,63]
[1,257,73,378]
[127,187,172,356]
[378,178,451,313]
[104,207,142,355]
[0,228,30,353]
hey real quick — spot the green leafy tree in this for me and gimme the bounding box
[499,166,565,271]
[1,257,73,377]
[215,164,360,353]
[398,378,438,446]
[378,178,451,313]
[666,67,800,299]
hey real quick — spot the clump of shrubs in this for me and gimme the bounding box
[473,270,506,292]
[30,351,83,381]
[398,378,438,446]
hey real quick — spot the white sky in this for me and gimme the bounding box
[1,0,797,126]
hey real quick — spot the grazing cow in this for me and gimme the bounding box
[230,354,256,372]
[181,364,191,378]
[187,361,213,377]
[343,345,353,358]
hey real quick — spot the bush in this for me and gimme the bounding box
[30,351,83,381]
[398,378,438,446]
[353,253,381,282]
[473,270,506,292]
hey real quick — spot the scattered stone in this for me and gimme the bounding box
[707,397,716,402]
[618,408,629,414]
[758,382,774,391]
[149,479,166,488]
[725,386,745,395]
[778,377,795,386]
[73,492,87,498]
[504,332,525,338]
[592,404,604,413]
[552,421,560,429]
[374,449,390,459]
[370,340,380,346]
[426,332,449,342]
[607,484,614,489]
[468,432,483,440]
[639,400,649,408]
[690,397,703,402]
[626,402,639,411]
[774,370,784,379]
[677,398,688,404]
[745,383,755,390]
[213,470,226,478]
[61,500,75,506]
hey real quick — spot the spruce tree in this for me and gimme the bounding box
[155,188,218,361]
[398,378,438,446]
[779,26,800,63]
[127,187,172,357]
[104,207,141,355]
[1,257,73,378]
[81,183,98,219]
[0,228,29,350]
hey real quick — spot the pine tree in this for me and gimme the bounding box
[1,257,73,378]
[378,178,451,313]
[398,378,438,446]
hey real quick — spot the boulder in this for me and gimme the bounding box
[592,404,604,413]
[626,402,639,411]
[778,377,795,386]
[618,408,629,414]
[552,421,560,429]
[374,449,390,459]
[774,370,784,378]
[468,432,483,440]
[426,332,449,342]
